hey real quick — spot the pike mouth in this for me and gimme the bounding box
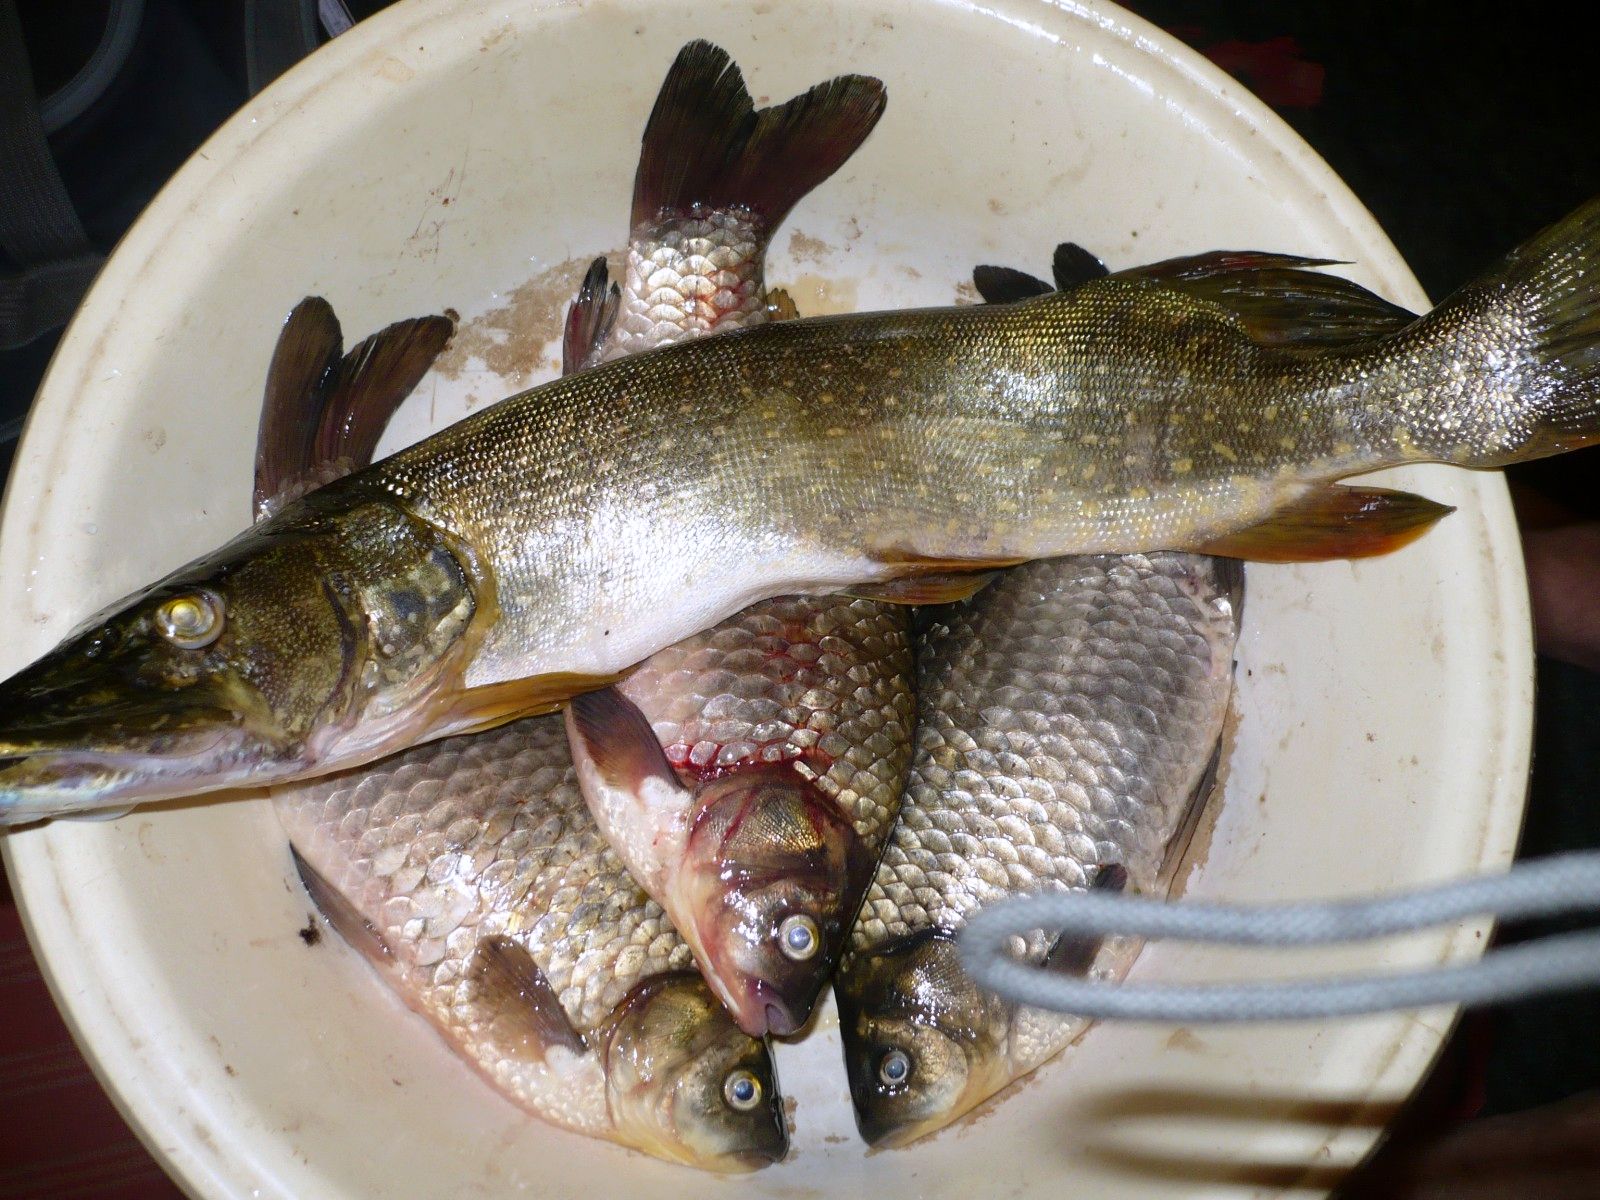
[0,727,260,822]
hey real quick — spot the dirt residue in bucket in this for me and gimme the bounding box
[435,255,611,385]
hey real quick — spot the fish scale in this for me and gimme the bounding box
[277,715,691,1034]
[620,594,913,839]
[836,552,1240,1147]
[603,211,768,361]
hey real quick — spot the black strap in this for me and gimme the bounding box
[0,0,105,350]
[245,0,323,96]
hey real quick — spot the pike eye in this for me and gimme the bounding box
[156,591,224,649]
[777,914,818,961]
[723,1069,763,1111]
[877,1048,911,1089]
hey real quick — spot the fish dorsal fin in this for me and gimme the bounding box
[1052,242,1110,289]
[562,257,622,376]
[631,40,887,231]
[1192,485,1454,562]
[1115,251,1417,348]
[971,265,1053,305]
[292,845,396,968]
[254,297,454,519]
[467,935,590,1061]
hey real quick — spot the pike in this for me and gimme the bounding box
[6,154,1600,822]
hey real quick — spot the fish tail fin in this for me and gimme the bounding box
[1418,196,1600,465]
[631,40,886,235]
[254,298,453,518]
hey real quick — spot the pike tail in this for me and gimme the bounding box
[1413,195,1600,466]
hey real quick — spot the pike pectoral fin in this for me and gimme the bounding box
[843,571,1002,605]
[1042,863,1129,975]
[254,297,454,517]
[562,257,621,375]
[292,845,396,967]
[439,672,626,737]
[468,935,589,1061]
[1193,487,1455,562]
[316,311,455,470]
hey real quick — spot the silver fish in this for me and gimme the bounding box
[834,553,1242,1146]
[275,716,787,1170]
[558,41,909,1039]
[567,594,914,1037]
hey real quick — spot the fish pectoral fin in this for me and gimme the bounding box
[566,687,685,797]
[1042,863,1129,975]
[291,845,396,968]
[1191,486,1455,562]
[467,935,590,1061]
[842,571,1003,605]
[1114,251,1416,348]
[438,672,626,738]
[971,265,1054,305]
[858,552,1032,605]
[562,256,621,375]
[765,288,801,321]
[1053,242,1110,289]
[631,40,886,233]
[319,311,455,470]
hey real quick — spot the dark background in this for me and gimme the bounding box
[3,3,1599,1196]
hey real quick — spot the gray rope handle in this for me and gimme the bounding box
[958,851,1600,1022]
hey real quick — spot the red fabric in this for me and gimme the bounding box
[0,871,182,1199]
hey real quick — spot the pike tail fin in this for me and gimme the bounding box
[1422,195,1600,465]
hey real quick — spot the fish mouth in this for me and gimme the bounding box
[0,724,270,822]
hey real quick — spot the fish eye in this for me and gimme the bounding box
[877,1047,912,1090]
[722,1068,763,1111]
[155,591,225,649]
[777,914,818,961]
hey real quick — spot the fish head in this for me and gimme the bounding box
[835,928,1015,1147]
[0,495,476,822]
[600,972,788,1172]
[680,763,875,1037]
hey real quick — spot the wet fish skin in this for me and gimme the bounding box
[7,183,1600,823]
[585,40,885,366]
[275,714,787,1170]
[836,553,1242,1146]
[568,593,914,1036]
